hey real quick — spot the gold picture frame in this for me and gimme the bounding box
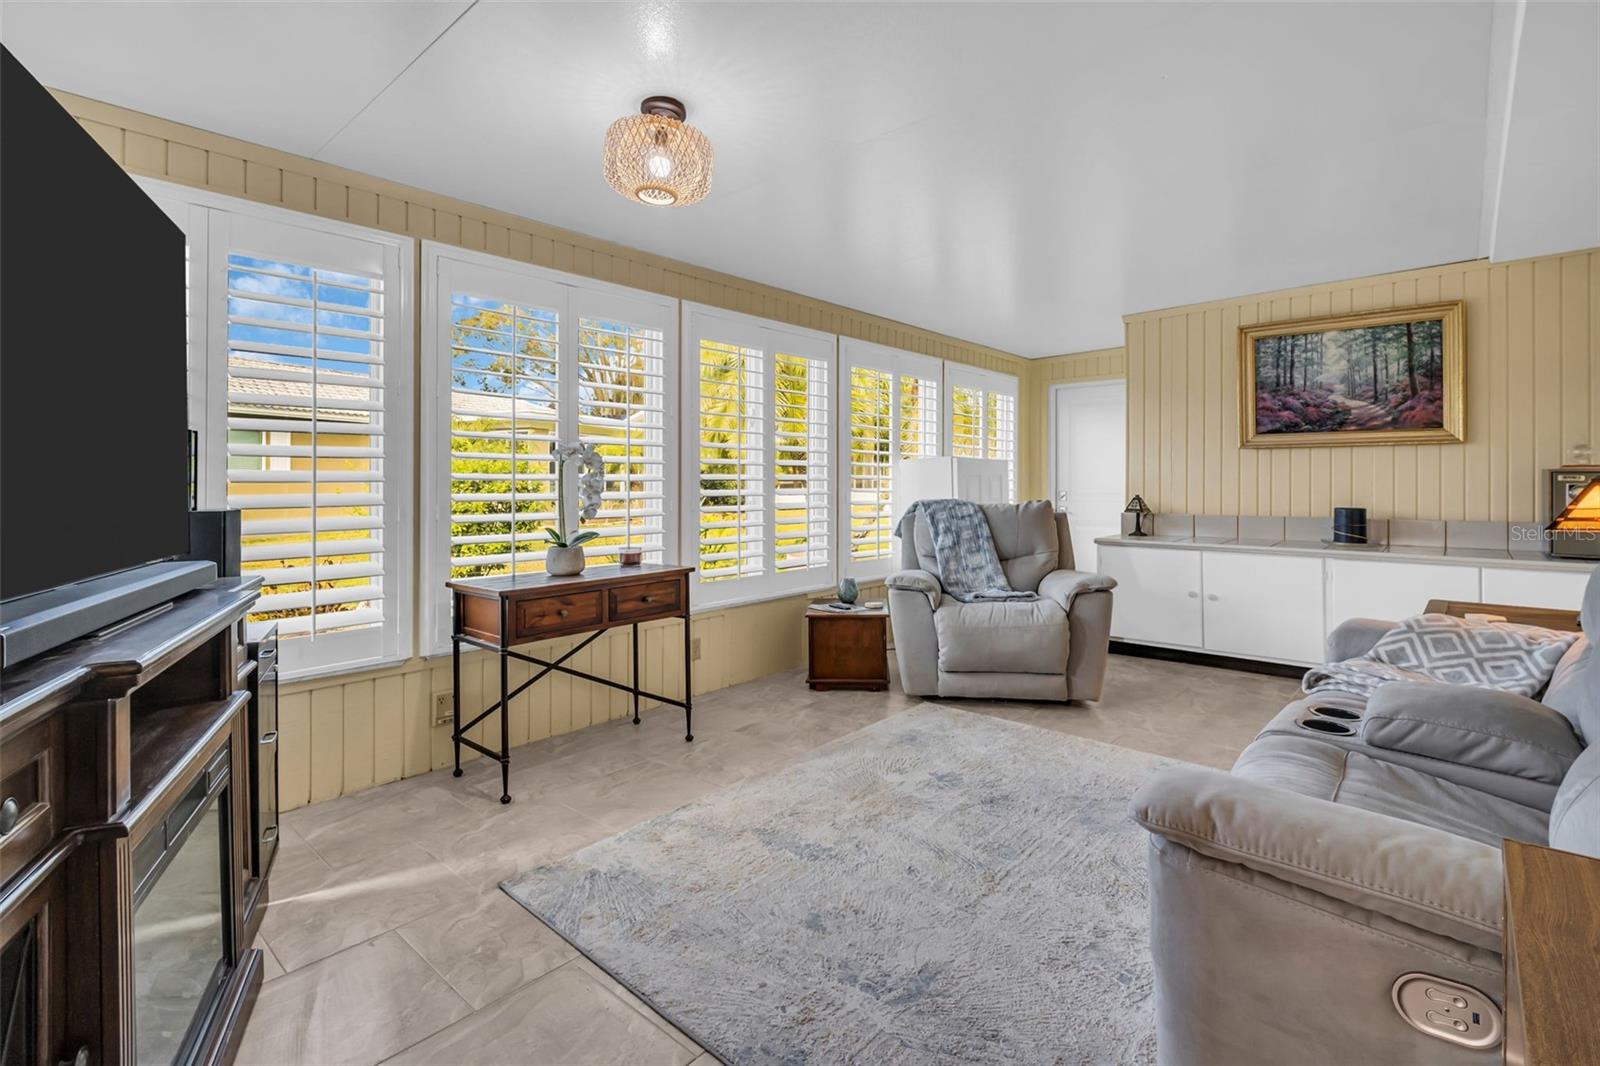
[1239,301,1465,448]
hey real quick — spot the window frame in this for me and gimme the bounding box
[135,178,415,682]
[837,339,945,580]
[943,363,1019,503]
[419,243,679,654]
[681,302,838,610]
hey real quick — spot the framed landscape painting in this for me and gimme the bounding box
[1239,301,1465,448]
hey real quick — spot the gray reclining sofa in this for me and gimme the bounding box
[1132,565,1600,1065]
[886,500,1116,702]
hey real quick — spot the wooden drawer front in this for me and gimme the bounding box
[609,579,683,623]
[513,591,605,640]
[0,715,64,888]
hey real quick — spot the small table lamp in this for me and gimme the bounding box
[1123,495,1153,537]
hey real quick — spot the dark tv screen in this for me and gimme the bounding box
[1,46,190,602]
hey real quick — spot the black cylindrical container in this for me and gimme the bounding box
[1333,507,1368,544]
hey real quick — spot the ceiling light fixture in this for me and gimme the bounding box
[603,96,713,207]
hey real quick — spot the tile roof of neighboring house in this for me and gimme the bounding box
[228,355,372,423]
[229,355,563,425]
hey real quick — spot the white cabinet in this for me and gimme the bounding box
[1325,559,1479,628]
[1099,544,1203,647]
[1202,552,1325,664]
[1480,566,1594,611]
[1103,539,1591,667]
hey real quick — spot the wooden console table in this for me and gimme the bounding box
[448,564,695,804]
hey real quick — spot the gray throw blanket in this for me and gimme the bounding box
[895,500,1036,603]
[1304,613,1578,701]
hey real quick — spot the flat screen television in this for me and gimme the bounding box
[1,45,190,604]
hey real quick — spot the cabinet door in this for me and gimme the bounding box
[1202,552,1325,664]
[1098,545,1203,647]
[1480,567,1592,612]
[0,861,69,1066]
[1326,559,1480,628]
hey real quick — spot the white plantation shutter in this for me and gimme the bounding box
[573,289,670,566]
[898,362,941,461]
[694,335,766,583]
[210,212,412,676]
[444,283,562,579]
[945,364,1019,501]
[773,349,831,572]
[683,305,836,607]
[986,389,1018,500]
[846,362,894,565]
[421,249,677,653]
[839,340,945,576]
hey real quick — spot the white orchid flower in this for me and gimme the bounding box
[543,440,607,548]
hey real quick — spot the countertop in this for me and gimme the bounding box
[1094,533,1596,574]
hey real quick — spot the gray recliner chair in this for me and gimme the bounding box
[1131,565,1600,1065]
[885,500,1116,702]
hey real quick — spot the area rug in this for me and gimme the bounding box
[502,704,1173,1065]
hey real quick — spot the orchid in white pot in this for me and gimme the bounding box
[543,441,605,576]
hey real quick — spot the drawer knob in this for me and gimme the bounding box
[1186,591,1199,599]
[0,797,18,836]
[1206,593,1219,601]
[641,595,652,603]
[558,609,570,618]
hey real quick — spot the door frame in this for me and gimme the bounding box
[1046,377,1127,512]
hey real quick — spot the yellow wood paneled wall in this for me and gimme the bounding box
[1124,251,1600,522]
[1018,348,1127,500]
[47,89,988,810]
[57,90,1022,373]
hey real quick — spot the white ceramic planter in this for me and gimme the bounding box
[546,545,586,576]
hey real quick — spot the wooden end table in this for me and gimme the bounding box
[1502,839,1600,1065]
[806,604,889,691]
[448,564,695,803]
[1424,599,1581,632]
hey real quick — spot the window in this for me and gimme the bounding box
[421,247,677,652]
[683,304,836,607]
[140,181,415,680]
[212,213,413,677]
[945,364,1019,501]
[838,340,944,576]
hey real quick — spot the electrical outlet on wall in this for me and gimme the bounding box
[432,692,453,727]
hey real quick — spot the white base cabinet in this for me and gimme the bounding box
[1480,566,1593,611]
[1325,559,1480,630]
[1098,544,1202,648]
[1102,542,1591,668]
[1202,552,1325,664]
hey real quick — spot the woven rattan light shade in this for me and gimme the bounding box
[603,102,713,207]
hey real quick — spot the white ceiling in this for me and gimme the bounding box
[3,1,1595,357]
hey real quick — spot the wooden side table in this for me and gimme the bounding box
[806,605,889,691]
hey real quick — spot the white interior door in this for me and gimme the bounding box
[1051,380,1126,571]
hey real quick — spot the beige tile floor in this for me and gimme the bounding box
[237,655,1302,1065]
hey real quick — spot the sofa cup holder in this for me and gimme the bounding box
[1305,704,1361,721]
[1299,717,1357,737]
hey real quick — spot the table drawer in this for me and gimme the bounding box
[609,579,683,623]
[513,591,605,640]
[0,714,65,889]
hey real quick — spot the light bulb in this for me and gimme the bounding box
[646,149,675,180]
